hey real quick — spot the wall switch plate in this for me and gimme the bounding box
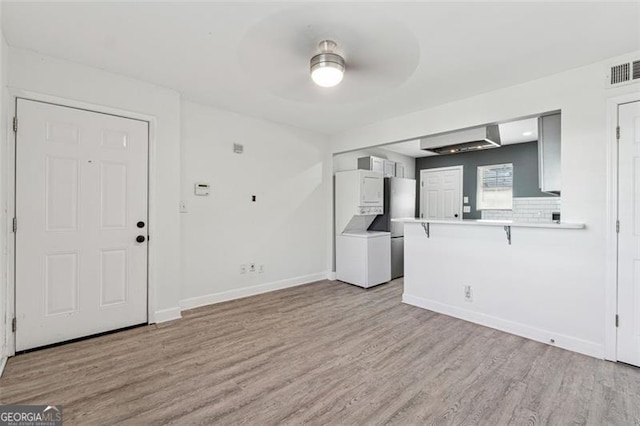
[180,201,188,213]
[240,264,247,274]
[463,206,471,213]
[464,196,469,204]
[464,285,473,302]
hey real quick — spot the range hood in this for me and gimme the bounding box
[421,125,501,155]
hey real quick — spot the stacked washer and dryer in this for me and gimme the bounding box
[335,170,391,288]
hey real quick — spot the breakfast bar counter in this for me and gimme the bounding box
[390,217,599,358]
[391,217,585,229]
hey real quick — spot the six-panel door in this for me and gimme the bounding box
[420,167,462,220]
[15,99,149,351]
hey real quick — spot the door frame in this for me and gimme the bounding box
[5,89,158,357]
[419,165,464,219]
[605,91,640,361]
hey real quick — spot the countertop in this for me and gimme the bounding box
[340,230,391,238]
[391,218,585,230]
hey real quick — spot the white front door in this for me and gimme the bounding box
[617,100,640,366]
[15,99,149,351]
[420,166,463,220]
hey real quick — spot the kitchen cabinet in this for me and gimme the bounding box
[395,163,405,178]
[358,156,384,174]
[384,160,395,177]
[358,156,397,177]
[538,113,561,195]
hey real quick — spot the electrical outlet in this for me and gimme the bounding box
[180,200,188,213]
[240,264,247,274]
[258,264,264,273]
[464,285,473,302]
[463,206,471,213]
[249,263,256,273]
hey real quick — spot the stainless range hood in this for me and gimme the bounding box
[421,125,501,155]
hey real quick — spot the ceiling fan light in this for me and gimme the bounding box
[311,62,344,87]
[310,40,345,88]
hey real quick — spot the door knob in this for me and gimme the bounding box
[136,235,146,243]
[137,221,145,228]
[454,214,459,218]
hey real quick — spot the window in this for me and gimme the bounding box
[477,163,513,210]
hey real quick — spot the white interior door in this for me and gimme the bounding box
[420,167,463,220]
[617,100,640,366]
[15,99,149,351]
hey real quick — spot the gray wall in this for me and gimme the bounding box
[415,141,551,219]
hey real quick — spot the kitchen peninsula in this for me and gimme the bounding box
[391,217,597,357]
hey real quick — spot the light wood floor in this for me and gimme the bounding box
[2,279,640,425]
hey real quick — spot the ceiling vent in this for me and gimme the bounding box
[606,59,640,88]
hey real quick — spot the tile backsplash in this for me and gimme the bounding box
[481,197,561,223]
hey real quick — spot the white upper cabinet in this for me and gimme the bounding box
[357,156,396,177]
[395,162,405,178]
[538,113,561,195]
[371,157,384,174]
[358,156,384,174]
[383,160,395,177]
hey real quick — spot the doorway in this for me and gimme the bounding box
[14,98,150,351]
[616,100,640,367]
[419,166,463,220]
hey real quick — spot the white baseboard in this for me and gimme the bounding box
[402,293,603,359]
[180,272,329,311]
[153,307,182,324]
[327,271,336,281]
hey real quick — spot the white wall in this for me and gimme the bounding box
[403,222,601,357]
[333,147,416,178]
[331,52,640,358]
[7,47,183,321]
[180,100,330,308]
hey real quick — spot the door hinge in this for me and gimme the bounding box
[11,317,16,333]
[615,314,619,328]
[616,125,620,140]
[12,217,17,233]
[12,117,17,133]
[616,220,620,233]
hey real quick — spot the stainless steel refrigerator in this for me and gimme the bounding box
[368,177,416,279]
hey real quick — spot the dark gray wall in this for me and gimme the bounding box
[415,141,551,219]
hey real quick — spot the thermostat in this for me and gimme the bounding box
[194,183,210,196]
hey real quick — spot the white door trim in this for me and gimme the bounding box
[4,88,158,356]
[419,165,464,219]
[605,90,640,361]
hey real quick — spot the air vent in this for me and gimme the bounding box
[607,59,640,88]
[633,61,640,80]
[611,63,630,85]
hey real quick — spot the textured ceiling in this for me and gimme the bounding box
[3,2,639,135]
